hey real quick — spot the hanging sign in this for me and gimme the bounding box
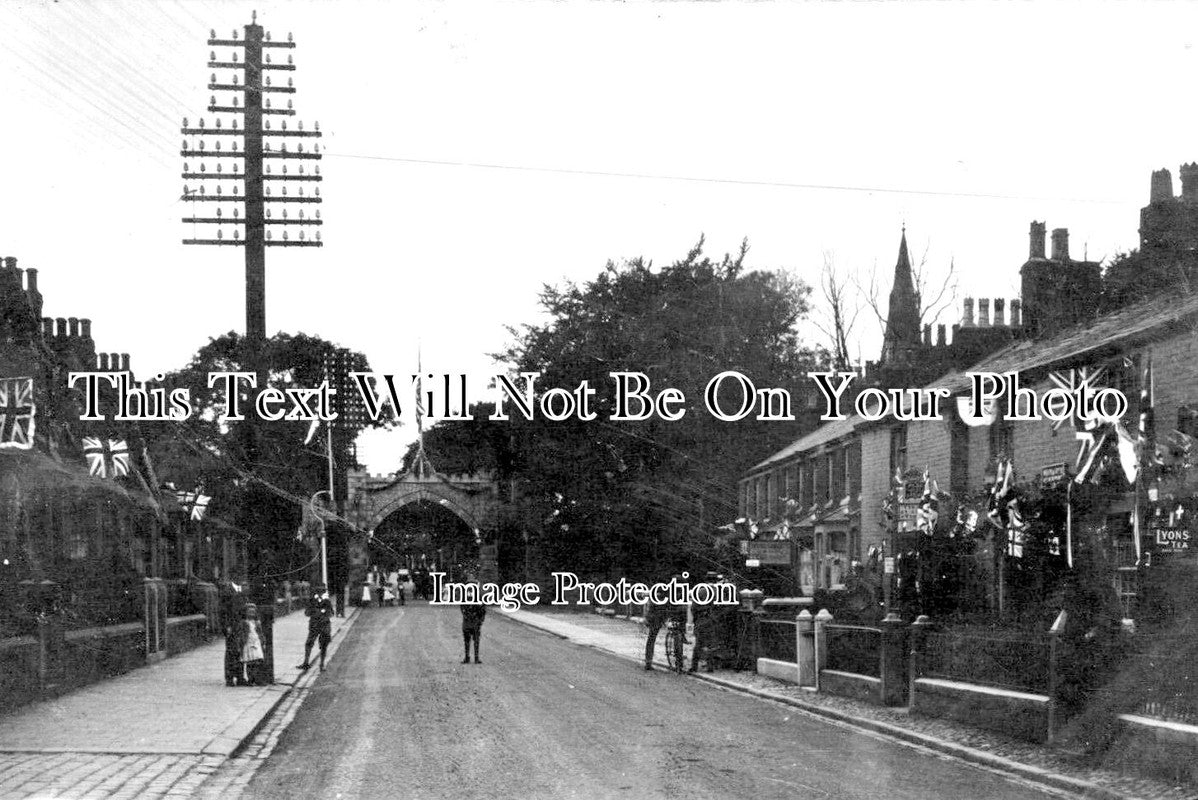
[1151,524,1192,552]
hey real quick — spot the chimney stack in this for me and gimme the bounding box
[994,298,1005,326]
[25,268,37,293]
[1151,168,1175,204]
[978,299,990,326]
[1051,228,1070,261]
[963,297,975,327]
[68,317,79,338]
[98,353,110,370]
[1010,299,1021,327]
[41,318,53,338]
[80,319,91,339]
[3,257,15,269]
[1029,221,1047,259]
[923,324,932,345]
[121,353,130,372]
[936,324,946,346]
[1182,163,1198,203]
[55,317,66,337]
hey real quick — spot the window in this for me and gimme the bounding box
[766,473,777,519]
[889,427,908,475]
[66,503,88,561]
[0,473,21,553]
[989,419,1014,464]
[831,448,846,502]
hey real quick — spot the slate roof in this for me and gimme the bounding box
[747,289,1198,476]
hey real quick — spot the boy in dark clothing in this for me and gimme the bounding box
[297,587,335,671]
[461,594,486,664]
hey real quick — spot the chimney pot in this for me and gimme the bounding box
[99,353,110,370]
[121,353,130,372]
[1010,299,1022,327]
[1051,228,1070,261]
[25,268,37,293]
[923,324,932,346]
[936,324,946,346]
[1029,221,1047,259]
[80,319,91,339]
[994,299,1006,327]
[55,317,67,337]
[68,317,79,338]
[1182,163,1198,203]
[3,257,15,269]
[963,297,975,326]
[1151,168,1175,204]
[41,318,53,337]
[978,299,990,327]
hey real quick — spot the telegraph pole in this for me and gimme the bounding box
[181,13,323,683]
[181,12,323,345]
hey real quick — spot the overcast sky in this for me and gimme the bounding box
[2,1,1196,472]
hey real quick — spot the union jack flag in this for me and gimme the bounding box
[1047,366,1105,433]
[176,488,211,521]
[917,468,939,533]
[83,437,131,478]
[0,377,36,451]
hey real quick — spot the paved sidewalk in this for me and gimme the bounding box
[499,608,1196,800]
[0,607,359,799]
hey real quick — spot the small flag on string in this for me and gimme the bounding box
[82,437,131,478]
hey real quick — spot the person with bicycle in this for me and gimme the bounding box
[643,565,690,671]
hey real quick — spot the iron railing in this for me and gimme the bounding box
[824,623,882,678]
[922,628,1051,693]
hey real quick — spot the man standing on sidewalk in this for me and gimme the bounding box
[219,581,247,687]
[297,586,335,672]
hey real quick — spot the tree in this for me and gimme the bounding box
[811,252,861,371]
[141,332,382,579]
[1101,248,1197,312]
[474,237,828,581]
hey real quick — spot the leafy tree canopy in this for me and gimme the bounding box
[417,238,827,580]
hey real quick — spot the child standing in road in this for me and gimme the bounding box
[460,576,486,664]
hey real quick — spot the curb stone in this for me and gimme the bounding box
[497,611,1127,800]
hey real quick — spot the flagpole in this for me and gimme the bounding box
[323,424,334,590]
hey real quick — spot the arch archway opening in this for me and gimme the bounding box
[371,499,479,582]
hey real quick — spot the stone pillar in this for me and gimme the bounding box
[814,608,833,689]
[796,609,817,688]
[908,614,932,711]
[879,612,908,706]
[1047,609,1067,744]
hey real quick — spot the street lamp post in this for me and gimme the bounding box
[310,489,331,590]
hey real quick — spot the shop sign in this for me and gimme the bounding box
[884,557,895,574]
[1152,524,1192,552]
[897,501,920,530]
[1040,463,1068,489]
[743,540,792,565]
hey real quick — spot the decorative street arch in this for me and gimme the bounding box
[343,466,503,585]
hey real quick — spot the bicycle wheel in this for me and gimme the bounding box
[666,628,684,673]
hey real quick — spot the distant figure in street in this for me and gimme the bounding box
[297,586,335,672]
[240,603,266,685]
[644,565,690,671]
[460,575,486,664]
[219,581,247,687]
[689,573,726,673]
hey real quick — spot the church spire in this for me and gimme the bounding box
[880,227,921,365]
